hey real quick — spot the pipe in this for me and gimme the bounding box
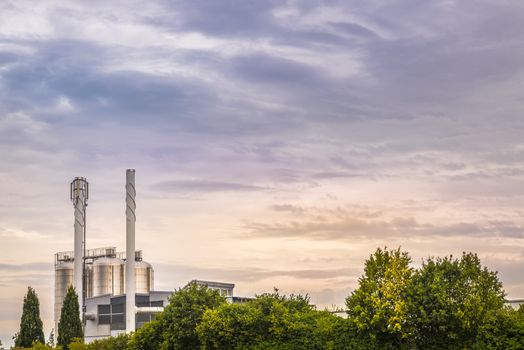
[125,169,136,333]
[135,307,164,314]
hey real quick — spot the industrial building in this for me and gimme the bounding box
[55,170,241,342]
[54,247,158,341]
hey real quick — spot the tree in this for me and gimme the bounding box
[28,342,53,350]
[130,282,225,350]
[15,286,45,347]
[86,333,130,350]
[197,290,348,349]
[345,247,413,349]
[128,317,163,350]
[475,305,524,349]
[58,286,83,350]
[47,329,55,348]
[407,252,505,349]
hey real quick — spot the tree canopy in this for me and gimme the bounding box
[346,247,413,349]
[407,252,506,349]
[197,290,348,350]
[15,248,521,350]
[15,286,45,348]
[57,286,83,350]
[129,282,226,350]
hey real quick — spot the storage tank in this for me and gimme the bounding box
[85,264,93,298]
[135,260,154,293]
[92,257,125,296]
[54,261,74,332]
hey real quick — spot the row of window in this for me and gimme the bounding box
[97,299,164,329]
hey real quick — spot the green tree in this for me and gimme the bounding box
[197,290,348,349]
[128,317,163,350]
[86,333,130,350]
[475,305,524,349]
[407,252,505,349]
[15,286,45,348]
[58,286,83,350]
[345,247,413,349]
[130,282,225,350]
[68,338,86,350]
[29,342,53,350]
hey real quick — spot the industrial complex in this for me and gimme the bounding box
[54,170,239,342]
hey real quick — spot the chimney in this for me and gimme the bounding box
[70,177,88,318]
[125,169,136,332]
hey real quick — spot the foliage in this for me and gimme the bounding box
[130,282,226,350]
[68,338,86,350]
[345,247,413,349]
[27,342,54,350]
[86,333,130,350]
[197,290,349,350]
[57,286,83,350]
[407,252,505,349]
[27,248,514,350]
[474,305,524,349]
[128,317,163,350]
[15,286,45,348]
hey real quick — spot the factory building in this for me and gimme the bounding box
[54,247,155,337]
[55,170,241,342]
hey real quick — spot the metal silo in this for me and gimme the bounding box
[135,260,154,293]
[54,261,74,332]
[92,257,125,297]
[85,263,93,298]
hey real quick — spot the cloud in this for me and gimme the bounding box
[1,0,524,346]
[0,262,51,272]
[246,206,524,240]
[155,263,356,284]
[150,180,268,193]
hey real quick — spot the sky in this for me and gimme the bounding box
[1,0,524,345]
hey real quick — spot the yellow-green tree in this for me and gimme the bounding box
[345,247,413,349]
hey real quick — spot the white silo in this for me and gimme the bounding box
[92,257,125,297]
[54,260,74,333]
[135,260,154,294]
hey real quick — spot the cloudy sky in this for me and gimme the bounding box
[2,0,524,344]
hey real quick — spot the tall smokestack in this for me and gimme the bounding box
[125,169,136,333]
[70,177,88,319]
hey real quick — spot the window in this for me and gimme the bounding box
[112,303,124,313]
[98,304,110,314]
[98,315,110,325]
[112,314,124,324]
[136,313,150,323]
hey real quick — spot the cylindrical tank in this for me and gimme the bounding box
[131,260,154,293]
[136,260,154,293]
[55,262,74,332]
[85,264,93,298]
[92,257,125,297]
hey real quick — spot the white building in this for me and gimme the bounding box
[84,291,171,342]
